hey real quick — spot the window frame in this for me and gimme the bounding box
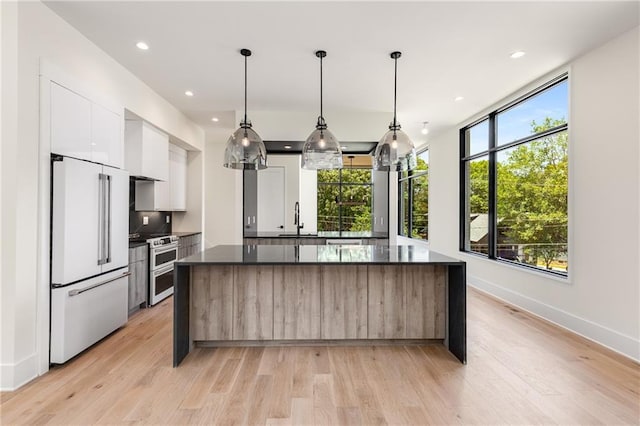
[459,73,569,277]
[317,168,373,233]
[398,147,429,240]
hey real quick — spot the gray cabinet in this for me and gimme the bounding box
[178,233,202,259]
[128,245,148,314]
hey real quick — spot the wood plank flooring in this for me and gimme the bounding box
[1,287,638,425]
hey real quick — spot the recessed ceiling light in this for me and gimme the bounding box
[185,91,194,97]
[211,117,219,122]
[510,51,526,59]
[341,146,348,150]
[284,145,292,149]
[455,96,464,102]
[136,41,149,50]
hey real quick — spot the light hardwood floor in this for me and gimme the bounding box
[1,287,638,425]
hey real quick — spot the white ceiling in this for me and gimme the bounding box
[45,1,639,143]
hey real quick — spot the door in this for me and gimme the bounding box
[257,166,285,232]
[101,164,129,272]
[51,157,102,285]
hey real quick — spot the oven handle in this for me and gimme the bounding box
[153,263,175,277]
[152,244,178,255]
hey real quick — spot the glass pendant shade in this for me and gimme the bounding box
[223,123,267,170]
[223,48,267,170]
[373,50,416,172]
[301,127,342,170]
[373,126,417,172]
[301,50,342,170]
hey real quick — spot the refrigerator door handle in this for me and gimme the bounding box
[97,173,105,265]
[68,272,131,297]
[106,174,112,264]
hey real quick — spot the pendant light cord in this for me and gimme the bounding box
[244,53,248,125]
[320,53,323,119]
[393,55,398,129]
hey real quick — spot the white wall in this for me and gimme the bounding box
[427,27,639,360]
[203,128,243,247]
[0,1,204,390]
[172,150,204,234]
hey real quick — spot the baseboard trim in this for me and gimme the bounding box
[467,275,640,362]
[0,353,39,391]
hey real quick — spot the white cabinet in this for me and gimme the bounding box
[91,103,123,168]
[50,82,123,169]
[135,180,171,211]
[170,145,187,211]
[135,143,187,211]
[125,120,169,181]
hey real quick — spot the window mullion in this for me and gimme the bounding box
[408,176,414,238]
[488,112,497,259]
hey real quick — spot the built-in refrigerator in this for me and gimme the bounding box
[50,155,129,364]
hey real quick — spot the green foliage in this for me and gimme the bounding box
[469,117,568,271]
[317,169,373,232]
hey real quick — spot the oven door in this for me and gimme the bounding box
[149,263,174,306]
[150,244,178,270]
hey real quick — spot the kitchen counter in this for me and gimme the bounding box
[247,231,387,239]
[128,241,148,248]
[177,244,460,265]
[173,231,202,237]
[173,244,466,367]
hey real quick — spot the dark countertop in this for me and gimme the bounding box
[176,244,463,265]
[129,241,148,249]
[174,231,202,237]
[246,231,388,239]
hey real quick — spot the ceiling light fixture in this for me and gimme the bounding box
[136,41,149,50]
[455,96,464,102]
[284,145,292,149]
[373,51,416,172]
[223,49,266,170]
[185,90,194,97]
[301,50,342,170]
[211,117,219,122]
[421,121,430,135]
[510,51,526,59]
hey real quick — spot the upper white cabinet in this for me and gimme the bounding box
[51,82,123,168]
[135,143,188,211]
[170,145,187,211]
[124,120,169,181]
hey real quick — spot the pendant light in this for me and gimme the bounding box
[301,50,342,170]
[373,51,417,172]
[223,49,267,170]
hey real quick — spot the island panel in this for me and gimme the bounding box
[233,265,274,340]
[273,265,321,340]
[191,265,233,341]
[320,265,368,339]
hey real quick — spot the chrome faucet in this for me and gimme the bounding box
[294,201,304,236]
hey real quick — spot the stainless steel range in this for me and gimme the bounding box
[147,235,178,305]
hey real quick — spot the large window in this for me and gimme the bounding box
[317,168,372,232]
[399,150,429,240]
[461,75,568,276]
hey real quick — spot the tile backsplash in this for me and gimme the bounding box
[129,179,172,234]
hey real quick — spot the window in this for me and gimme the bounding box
[460,75,568,276]
[398,149,429,240]
[317,168,373,232]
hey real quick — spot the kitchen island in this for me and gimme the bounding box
[173,244,466,366]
